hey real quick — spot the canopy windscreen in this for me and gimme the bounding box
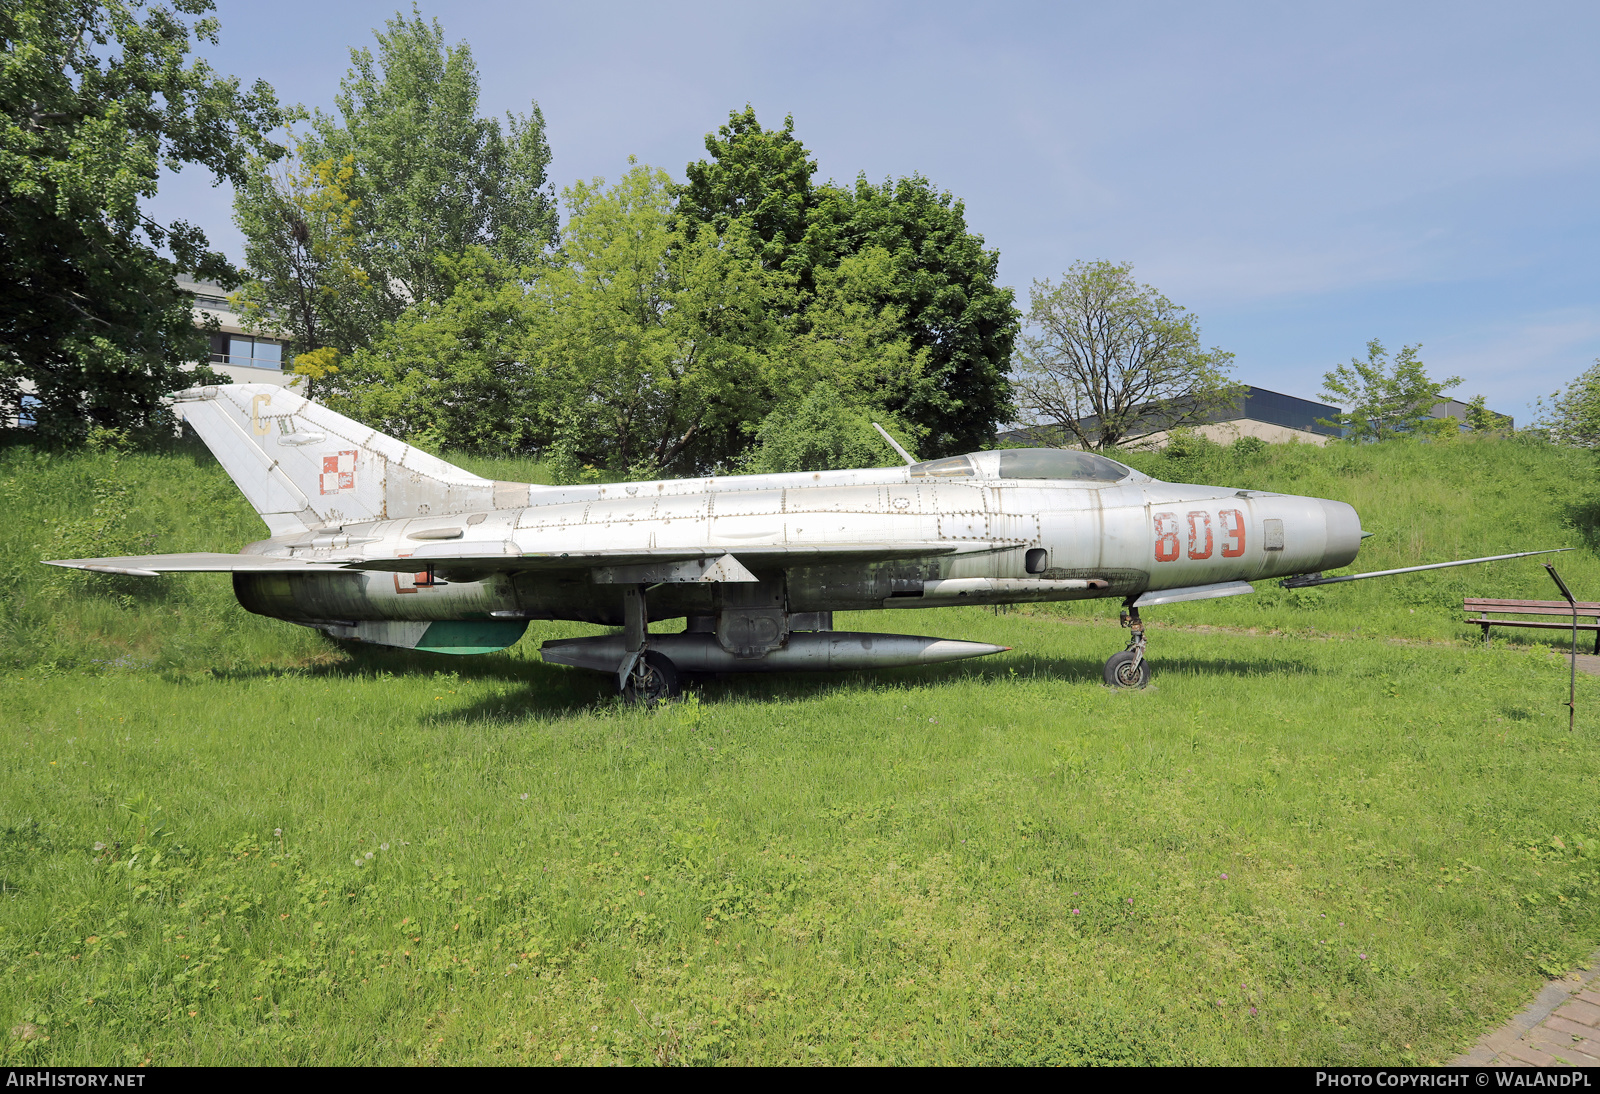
[997,449,1131,482]
[909,455,976,479]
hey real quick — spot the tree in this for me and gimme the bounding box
[530,162,775,476]
[1319,339,1461,443]
[312,8,555,306]
[1,0,281,441]
[679,108,1019,456]
[1535,359,1600,447]
[1012,260,1239,451]
[233,9,555,345]
[230,141,382,359]
[806,175,1018,454]
[743,381,913,473]
[1462,394,1511,434]
[676,105,815,279]
[762,245,932,433]
[323,247,541,452]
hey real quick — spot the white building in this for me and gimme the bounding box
[177,278,297,388]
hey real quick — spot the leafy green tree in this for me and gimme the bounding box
[763,245,932,431]
[676,105,815,279]
[743,381,913,473]
[312,9,555,306]
[1462,393,1511,434]
[1013,260,1239,451]
[288,346,341,401]
[1319,339,1461,443]
[230,142,382,359]
[323,247,540,452]
[806,175,1018,454]
[679,108,1018,456]
[1,0,281,441]
[531,162,774,476]
[1535,359,1600,447]
[233,9,555,345]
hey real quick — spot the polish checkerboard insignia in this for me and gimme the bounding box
[320,450,357,494]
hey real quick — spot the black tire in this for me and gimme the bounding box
[1103,650,1151,689]
[622,650,680,704]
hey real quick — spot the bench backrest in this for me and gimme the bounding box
[1465,597,1600,616]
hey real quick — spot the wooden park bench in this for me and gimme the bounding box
[1464,598,1600,653]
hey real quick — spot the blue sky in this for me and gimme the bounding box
[148,0,1600,421]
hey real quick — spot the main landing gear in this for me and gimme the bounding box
[618,584,683,704]
[1104,601,1152,689]
[623,650,679,704]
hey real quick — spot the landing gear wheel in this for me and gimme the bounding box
[1103,650,1151,690]
[622,650,680,704]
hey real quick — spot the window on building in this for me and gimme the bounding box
[209,333,289,370]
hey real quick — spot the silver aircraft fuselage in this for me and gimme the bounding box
[230,449,1361,629]
[45,384,1367,689]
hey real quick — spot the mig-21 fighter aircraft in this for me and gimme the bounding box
[43,384,1562,700]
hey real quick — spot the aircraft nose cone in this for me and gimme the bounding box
[1319,499,1362,572]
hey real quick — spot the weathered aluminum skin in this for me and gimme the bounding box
[54,385,1364,665]
[223,478,1359,627]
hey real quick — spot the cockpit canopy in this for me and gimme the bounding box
[909,448,1135,484]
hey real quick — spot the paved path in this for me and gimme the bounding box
[1573,653,1600,676]
[1454,952,1600,1066]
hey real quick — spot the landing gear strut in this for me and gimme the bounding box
[1104,601,1151,689]
[617,584,682,704]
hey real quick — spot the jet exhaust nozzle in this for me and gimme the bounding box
[540,631,1009,674]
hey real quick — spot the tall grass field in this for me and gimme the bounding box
[2,432,1599,1065]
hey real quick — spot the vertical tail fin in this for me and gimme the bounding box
[173,384,530,534]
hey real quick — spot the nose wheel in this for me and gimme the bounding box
[1104,603,1151,689]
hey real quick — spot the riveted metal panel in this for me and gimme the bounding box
[516,501,589,530]
[654,494,710,525]
[927,483,989,514]
[589,494,657,525]
[784,485,883,514]
[886,484,922,514]
[938,512,990,539]
[711,490,785,518]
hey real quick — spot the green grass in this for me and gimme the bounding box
[2,434,1600,1065]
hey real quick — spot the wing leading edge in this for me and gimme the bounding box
[43,540,1024,579]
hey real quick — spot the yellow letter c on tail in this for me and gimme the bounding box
[251,393,272,436]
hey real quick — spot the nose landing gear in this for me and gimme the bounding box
[1104,601,1151,689]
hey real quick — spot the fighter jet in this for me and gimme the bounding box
[43,384,1561,699]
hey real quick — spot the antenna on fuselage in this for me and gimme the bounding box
[873,422,916,466]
